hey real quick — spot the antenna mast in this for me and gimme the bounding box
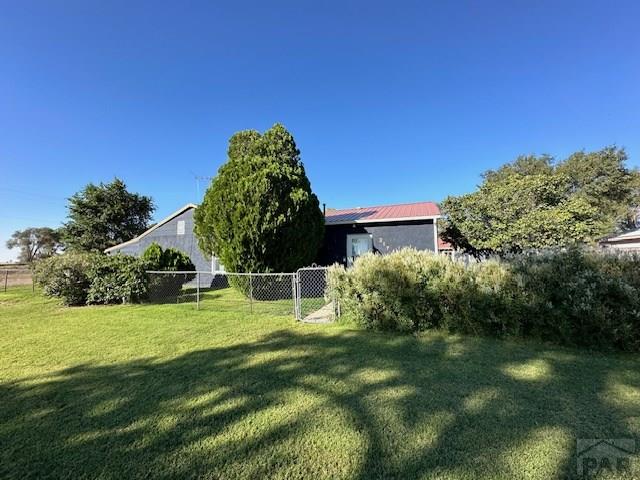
[194,175,214,202]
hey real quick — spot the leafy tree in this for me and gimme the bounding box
[6,227,61,263]
[194,123,324,272]
[442,147,640,254]
[62,179,154,252]
[557,147,640,229]
[483,154,554,183]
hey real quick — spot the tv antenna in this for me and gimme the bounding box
[192,174,214,201]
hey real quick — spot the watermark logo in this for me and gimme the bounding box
[577,438,635,478]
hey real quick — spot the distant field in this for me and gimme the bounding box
[0,264,32,289]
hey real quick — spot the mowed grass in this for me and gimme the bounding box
[1,287,639,479]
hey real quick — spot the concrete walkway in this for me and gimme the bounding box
[302,302,334,324]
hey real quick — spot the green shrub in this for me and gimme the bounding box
[33,253,97,306]
[459,260,523,337]
[511,248,640,351]
[329,250,452,332]
[86,254,148,304]
[141,242,195,272]
[160,247,196,272]
[328,247,640,352]
[141,243,196,302]
[34,252,149,306]
[141,242,163,268]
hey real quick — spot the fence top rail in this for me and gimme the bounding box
[145,270,297,276]
[146,270,200,274]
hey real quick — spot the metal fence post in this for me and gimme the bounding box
[196,272,200,310]
[295,271,301,320]
[291,274,297,317]
[4,270,8,293]
[297,272,301,320]
[249,273,253,313]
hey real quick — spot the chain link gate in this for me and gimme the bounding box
[294,267,335,322]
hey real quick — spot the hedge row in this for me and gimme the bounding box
[33,253,148,306]
[328,248,640,352]
[33,243,195,306]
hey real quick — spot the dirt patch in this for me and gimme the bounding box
[302,302,334,324]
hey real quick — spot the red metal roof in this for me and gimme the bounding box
[325,201,441,224]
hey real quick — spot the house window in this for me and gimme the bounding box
[177,220,185,235]
[346,234,372,266]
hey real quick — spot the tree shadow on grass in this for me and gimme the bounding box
[0,329,638,479]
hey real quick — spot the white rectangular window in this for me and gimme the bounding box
[346,234,373,266]
[176,220,185,235]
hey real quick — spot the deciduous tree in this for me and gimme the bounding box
[441,147,639,253]
[61,179,154,252]
[6,227,61,263]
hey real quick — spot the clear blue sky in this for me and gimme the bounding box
[1,1,639,261]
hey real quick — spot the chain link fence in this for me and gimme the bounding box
[145,271,298,316]
[1,264,336,320]
[145,268,337,321]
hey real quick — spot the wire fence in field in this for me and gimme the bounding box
[145,271,299,317]
[1,267,33,292]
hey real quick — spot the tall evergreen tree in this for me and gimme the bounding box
[194,124,324,272]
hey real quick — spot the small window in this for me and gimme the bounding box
[177,220,185,235]
[346,234,372,266]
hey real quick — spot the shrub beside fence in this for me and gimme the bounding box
[26,246,640,350]
[329,248,640,352]
[33,254,95,305]
[33,253,150,306]
[31,253,320,318]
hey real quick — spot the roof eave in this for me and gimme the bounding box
[103,203,198,253]
[325,214,442,226]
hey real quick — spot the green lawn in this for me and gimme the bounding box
[1,287,639,479]
[159,284,324,318]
